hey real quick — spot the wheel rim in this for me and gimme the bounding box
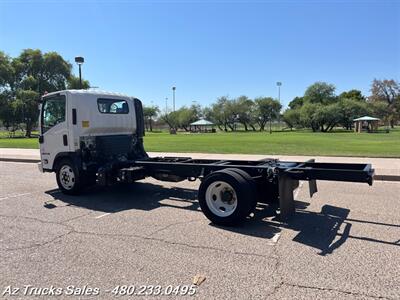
[205,181,238,217]
[59,165,75,190]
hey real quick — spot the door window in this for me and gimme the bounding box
[41,95,66,133]
[97,98,129,114]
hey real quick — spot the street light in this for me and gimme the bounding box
[276,82,282,131]
[276,82,282,103]
[74,56,84,89]
[172,86,176,112]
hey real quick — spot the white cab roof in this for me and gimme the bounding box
[43,89,136,99]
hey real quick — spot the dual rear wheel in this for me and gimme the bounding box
[198,168,257,226]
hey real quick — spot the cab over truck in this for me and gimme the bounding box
[38,90,374,226]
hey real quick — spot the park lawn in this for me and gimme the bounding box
[0,128,399,157]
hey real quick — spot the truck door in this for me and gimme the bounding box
[39,93,70,170]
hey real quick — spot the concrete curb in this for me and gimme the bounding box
[0,157,40,163]
[373,175,400,182]
[1,157,399,182]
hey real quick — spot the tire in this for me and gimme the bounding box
[55,158,84,195]
[198,169,257,226]
[224,168,258,215]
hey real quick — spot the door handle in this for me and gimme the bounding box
[63,135,68,146]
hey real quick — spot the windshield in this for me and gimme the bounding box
[41,95,66,133]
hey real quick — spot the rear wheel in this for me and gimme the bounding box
[198,169,256,226]
[225,168,258,215]
[55,158,83,195]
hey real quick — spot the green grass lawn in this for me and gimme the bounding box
[1,128,399,157]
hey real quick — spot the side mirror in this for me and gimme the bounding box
[39,135,44,144]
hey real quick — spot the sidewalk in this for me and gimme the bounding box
[1,148,399,180]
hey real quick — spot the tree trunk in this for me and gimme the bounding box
[249,124,256,131]
[242,123,248,131]
[25,122,33,138]
[311,124,317,132]
[149,118,153,132]
[258,120,266,131]
[390,119,395,128]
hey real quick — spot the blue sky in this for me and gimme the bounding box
[1,0,399,109]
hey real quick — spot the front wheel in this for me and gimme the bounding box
[198,169,256,226]
[55,159,83,195]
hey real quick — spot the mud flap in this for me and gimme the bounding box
[305,158,318,197]
[309,179,318,197]
[278,174,298,221]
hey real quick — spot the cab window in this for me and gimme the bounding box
[97,98,129,114]
[41,95,66,133]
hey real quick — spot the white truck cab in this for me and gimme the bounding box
[38,90,146,193]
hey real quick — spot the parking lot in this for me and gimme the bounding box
[1,161,399,299]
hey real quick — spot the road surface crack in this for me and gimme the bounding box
[146,219,203,237]
[0,214,74,252]
[0,214,270,258]
[3,232,73,252]
[282,282,393,300]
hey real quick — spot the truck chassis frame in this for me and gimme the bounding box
[113,156,374,222]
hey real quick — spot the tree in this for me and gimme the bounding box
[284,82,341,132]
[369,101,389,122]
[143,105,160,131]
[0,49,91,137]
[235,96,255,131]
[370,79,400,128]
[339,89,365,102]
[254,97,282,132]
[224,100,239,131]
[161,111,179,131]
[14,50,72,137]
[304,82,337,105]
[288,97,304,109]
[13,49,71,95]
[299,102,320,132]
[283,109,301,130]
[177,104,201,131]
[0,52,13,88]
[337,98,369,130]
[298,101,341,132]
[313,103,341,132]
[202,106,213,122]
[0,53,16,131]
[67,76,90,89]
[210,96,231,131]
[13,90,40,137]
[0,92,18,132]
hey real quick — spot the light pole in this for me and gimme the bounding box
[276,81,282,103]
[276,82,282,131]
[74,56,84,89]
[172,86,176,112]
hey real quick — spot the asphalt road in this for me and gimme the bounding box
[0,161,399,299]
